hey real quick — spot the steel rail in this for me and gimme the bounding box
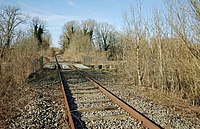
[72,65,163,129]
[55,57,75,129]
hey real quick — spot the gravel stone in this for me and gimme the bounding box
[6,70,69,129]
[83,69,200,129]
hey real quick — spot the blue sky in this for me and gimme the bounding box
[0,0,165,47]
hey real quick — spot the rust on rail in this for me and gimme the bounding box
[55,57,75,129]
[72,65,163,129]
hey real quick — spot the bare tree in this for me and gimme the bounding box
[190,0,200,20]
[95,22,115,51]
[0,6,27,59]
[123,2,145,86]
[154,10,164,90]
[0,6,27,48]
[167,0,200,70]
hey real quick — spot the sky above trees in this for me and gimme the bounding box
[0,0,164,47]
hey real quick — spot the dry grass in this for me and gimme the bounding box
[63,49,85,62]
[63,49,108,64]
[111,69,200,120]
[0,39,39,127]
[116,75,200,119]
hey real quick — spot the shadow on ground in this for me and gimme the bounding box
[61,71,88,129]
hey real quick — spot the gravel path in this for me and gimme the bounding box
[5,70,70,129]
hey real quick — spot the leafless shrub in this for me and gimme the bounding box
[120,0,200,105]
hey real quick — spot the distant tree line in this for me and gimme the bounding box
[60,20,122,60]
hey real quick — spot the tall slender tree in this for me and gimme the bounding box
[0,6,27,59]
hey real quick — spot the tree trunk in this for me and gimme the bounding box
[158,33,164,91]
[136,44,141,86]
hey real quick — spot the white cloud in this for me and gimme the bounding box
[16,2,69,22]
[68,1,76,7]
[16,2,48,15]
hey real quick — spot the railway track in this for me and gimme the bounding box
[55,56,163,129]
